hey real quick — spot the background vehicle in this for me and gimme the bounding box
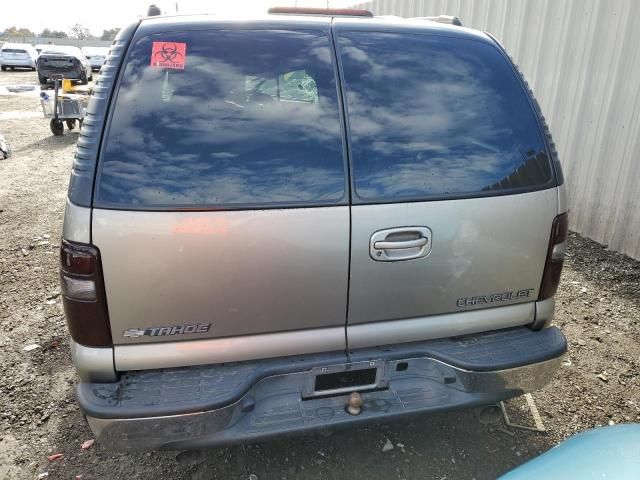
[81,46,110,71]
[0,43,37,71]
[62,9,568,451]
[499,424,640,479]
[36,46,92,85]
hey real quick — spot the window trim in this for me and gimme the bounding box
[485,30,565,187]
[93,26,351,212]
[333,28,558,206]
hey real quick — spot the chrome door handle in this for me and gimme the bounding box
[374,238,428,250]
[370,226,432,262]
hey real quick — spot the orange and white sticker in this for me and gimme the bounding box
[150,42,186,69]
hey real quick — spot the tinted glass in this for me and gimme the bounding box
[96,29,345,208]
[338,32,553,201]
[2,49,28,53]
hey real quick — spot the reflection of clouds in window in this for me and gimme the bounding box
[100,155,344,205]
[211,152,238,159]
[360,151,518,197]
[309,37,333,65]
[98,29,345,208]
[339,32,552,200]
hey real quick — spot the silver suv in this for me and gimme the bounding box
[61,9,568,451]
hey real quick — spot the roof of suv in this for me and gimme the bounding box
[135,13,493,45]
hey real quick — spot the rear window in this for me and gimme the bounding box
[2,49,27,54]
[96,29,346,209]
[337,32,553,202]
[41,47,82,57]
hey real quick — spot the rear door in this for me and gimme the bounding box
[335,27,558,346]
[92,25,350,351]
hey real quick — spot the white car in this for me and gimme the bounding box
[81,46,110,71]
[0,43,38,71]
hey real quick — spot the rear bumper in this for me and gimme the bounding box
[38,67,83,81]
[1,59,34,67]
[79,326,566,451]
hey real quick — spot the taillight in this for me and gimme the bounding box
[60,239,112,347]
[538,213,569,300]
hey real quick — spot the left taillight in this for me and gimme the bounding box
[538,213,569,301]
[60,239,112,347]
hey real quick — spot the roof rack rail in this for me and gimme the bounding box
[412,15,463,26]
[267,7,373,17]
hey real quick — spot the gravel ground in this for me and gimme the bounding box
[1,70,639,480]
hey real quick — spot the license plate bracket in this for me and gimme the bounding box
[303,360,387,398]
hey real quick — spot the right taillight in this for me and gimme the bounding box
[538,213,569,300]
[60,239,112,347]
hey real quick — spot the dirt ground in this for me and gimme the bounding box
[1,69,639,480]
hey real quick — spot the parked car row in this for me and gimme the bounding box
[0,42,109,84]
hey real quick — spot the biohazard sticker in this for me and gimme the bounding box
[150,42,186,69]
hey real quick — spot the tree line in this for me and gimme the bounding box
[1,25,120,41]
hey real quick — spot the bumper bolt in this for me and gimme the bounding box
[346,392,363,415]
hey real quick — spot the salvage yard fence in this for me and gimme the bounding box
[0,36,112,48]
[353,0,640,260]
